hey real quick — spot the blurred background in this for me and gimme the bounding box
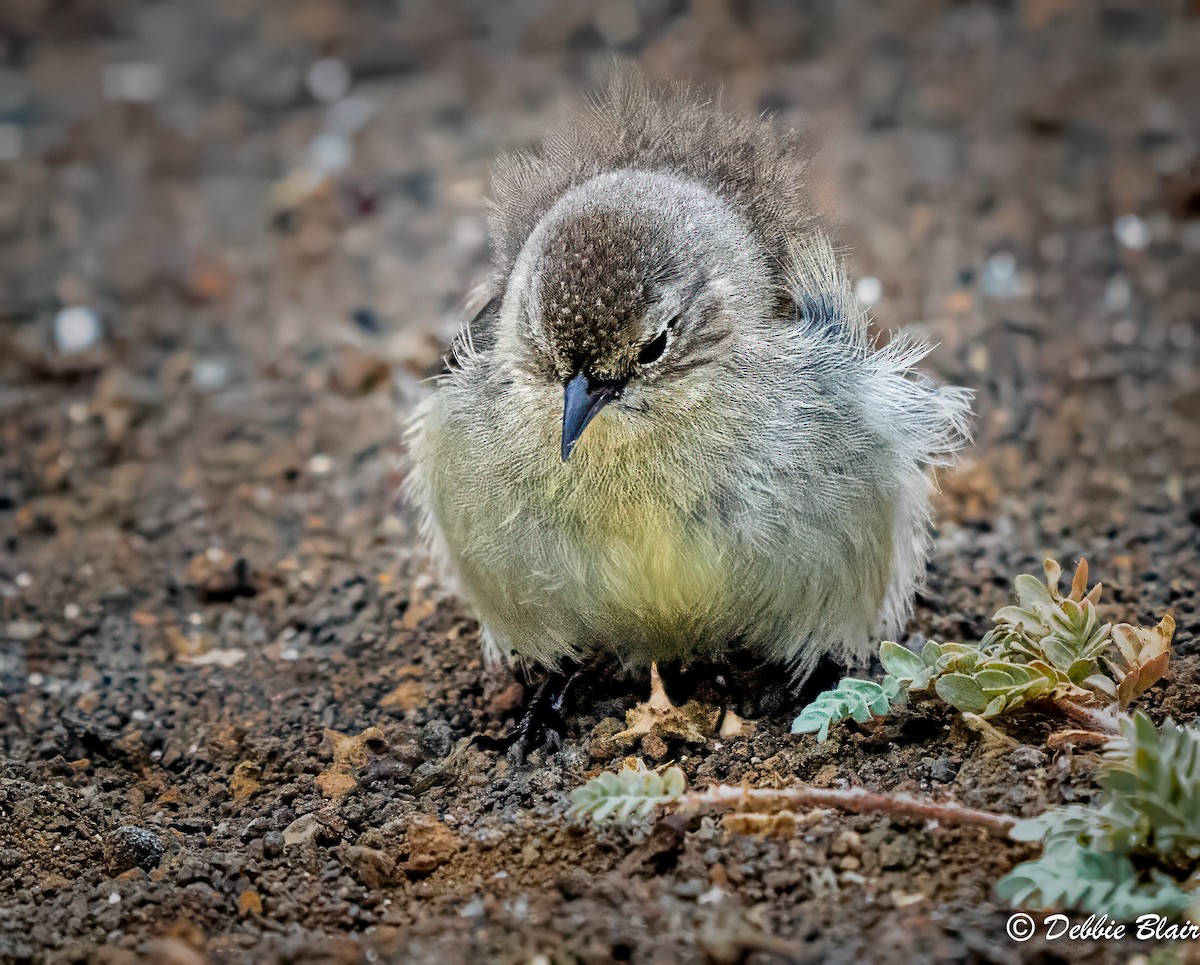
[1,1,1199,960]
[1,0,1198,720]
[2,0,1200,735]
[1,0,1197,568]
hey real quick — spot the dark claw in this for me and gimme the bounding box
[474,669,579,765]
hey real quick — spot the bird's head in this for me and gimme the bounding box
[498,169,773,461]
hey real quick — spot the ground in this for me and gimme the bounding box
[1,1,1199,963]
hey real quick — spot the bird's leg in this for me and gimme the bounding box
[474,665,580,765]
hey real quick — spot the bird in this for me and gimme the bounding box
[405,69,971,747]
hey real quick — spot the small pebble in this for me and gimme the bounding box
[855,276,883,307]
[1112,319,1137,346]
[54,306,103,354]
[1009,745,1046,770]
[0,124,22,162]
[1104,275,1132,312]
[1168,322,1193,349]
[262,831,284,858]
[101,62,163,102]
[104,826,164,875]
[1114,213,1149,250]
[981,252,1019,298]
[420,719,454,759]
[310,132,352,174]
[327,95,376,136]
[192,358,230,390]
[306,58,351,103]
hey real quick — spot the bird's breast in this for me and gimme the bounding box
[553,442,730,648]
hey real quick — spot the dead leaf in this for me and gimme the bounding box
[718,709,756,739]
[1107,614,1174,709]
[615,664,720,747]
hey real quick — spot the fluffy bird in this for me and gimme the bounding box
[406,72,970,724]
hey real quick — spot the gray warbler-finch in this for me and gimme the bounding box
[406,70,971,710]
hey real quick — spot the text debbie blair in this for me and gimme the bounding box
[1043,914,1199,942]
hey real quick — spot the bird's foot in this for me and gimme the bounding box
[474,669,578,765]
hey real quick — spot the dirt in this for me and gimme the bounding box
[1,1,1198,963]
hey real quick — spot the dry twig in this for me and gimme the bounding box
[670,783,1017,836]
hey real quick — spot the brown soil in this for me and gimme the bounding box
[1,2,1198,963]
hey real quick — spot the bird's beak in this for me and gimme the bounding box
[561,371,621,462]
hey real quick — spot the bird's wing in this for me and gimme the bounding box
[781,232,870,350]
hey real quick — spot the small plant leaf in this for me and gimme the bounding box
[879,641,926,680]
[569,762,687,824]
[935,673,987,714]
[999,713,1200,919]
[791,677,899,741]
[1104,615,1174,710]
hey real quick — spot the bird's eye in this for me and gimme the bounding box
[637,329,669,365]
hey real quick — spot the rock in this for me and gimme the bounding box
[641,733,670,760]
[1009,745,1047,770]
[92,366,161,443]
[314,726,387,797]
[332,341,391,396]
[139,938,207,965]
[403,815,461,876]
[237,889,263,916]
[587,717,630,761]
[262,831,284,858]
[927,757,960,783]
[877,835,917,871]
[230,760,262,800]
[419,720,454,759]
[185,548,257,602]
[4,621,43,642]
[315,769,357,799]
[485,678,526,719]
[324,726,386,768]
[379,678,427,712]
[282,813,320,847]
[343,844,396,889]
[53,305,102,354]
[104,826,164,875]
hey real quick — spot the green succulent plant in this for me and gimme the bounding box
[793,559,1174,737]
[790,677,902,741]
[997,712,1200,918]
[981,559,1111,688]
